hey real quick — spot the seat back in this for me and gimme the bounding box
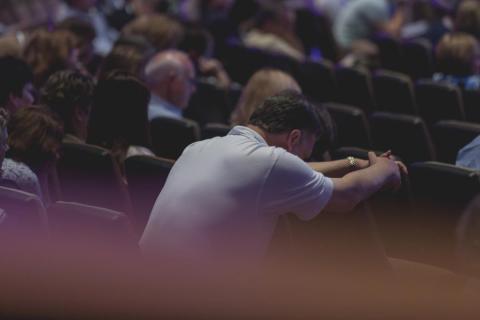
[416,80,465,124]
[402,39,433,80]
[201,123,231,140]
[125,155,174,234]
[462,89,480,123]
[48,201,136,247]
[325,103,372,149]
[409,162,480,269]
[373,34,403,71]
[150,117,200,159]
[295,60,337,103]
[335,66,375,114]
[57,142,129,212]
[184,79,231,126]
[370,112,436,163]
[373,69,417,115]
[0,186,48,237]
[433,120,480,164]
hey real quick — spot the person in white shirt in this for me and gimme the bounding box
[144,50,196,121]
[140,91,404,268]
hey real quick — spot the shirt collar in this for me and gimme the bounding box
[228,126,268,146]
[150,94,183,117]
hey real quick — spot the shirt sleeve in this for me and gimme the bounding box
[261,149,334,221]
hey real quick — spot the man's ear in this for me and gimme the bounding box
[286,129,302,152]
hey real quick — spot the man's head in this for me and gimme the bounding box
[0,56,35,114]
[248,91,323,160]
[40,70,94,141]
[144,50,196,109]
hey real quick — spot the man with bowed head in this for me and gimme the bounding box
[140,91,405,268]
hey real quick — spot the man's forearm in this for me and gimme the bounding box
[309,158,368,178]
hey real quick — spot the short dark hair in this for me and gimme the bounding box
[248,90,322,134]
[40,70,94,135]
[7,106,63,168]
[0,56,34,108]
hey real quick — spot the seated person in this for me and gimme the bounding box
[242,2,305,61]
[140,91,404,269]
[230,68,301,126]
[432,32,480,90]
[5,107,63,206]
[87,71,154,178]
[40,70,95,143]
[0,56,35,115]
[144,50,196,120]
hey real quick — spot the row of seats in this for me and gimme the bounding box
[327,104,480,164]
[3,146,478,272]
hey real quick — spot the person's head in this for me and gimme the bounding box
[7,106,63,170]
[436,32,480,76]
[57,17,96,67]
[122,14,184,51]
[144,50,196,109]
[231,69,301,126]
[0,109,9,169]
[40,70,95,141]
[455,0,480,38]
[23,29,81,87]
[248,90,323,160]
[97,43,152,81]
[0,56,35,114]
[87,70,151,161]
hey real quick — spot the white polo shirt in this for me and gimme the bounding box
[140,126,333,265]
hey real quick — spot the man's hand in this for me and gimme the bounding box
[368,151,402,191]
[379,150,408,176]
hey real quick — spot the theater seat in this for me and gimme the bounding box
[335,66,375,114]
[325,103,372,149]
[48,201,135,247]
[432,120,480,164]
[296,60,337,103]
[201,123,232,140]
[0,186,48,237]
[373,69,417,115]
[57,142,130,213]
[125,155,174,234]
[402,38,433,80]
[370,112,436,163]
[150,117,200,160]
[416,80,465,125]
[409,162,480,269]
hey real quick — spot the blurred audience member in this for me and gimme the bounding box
[334,0,406,50]
[401,0,452,45]
[144,50,196,120]
[433,32,480,90]
[87,71,153,178]
[40,70,95,143]
[56,0,118,55]
[455,0,480,39]
[242,2,305,61]
[5,106,63,205]
[0,35,23,58]
[122,14,184,51]
[97,35,154,81]
[23,29,85,88]
[230,69,301,126]
[178,25,231,88]
[57,17,102,74]
[0,56,35,114]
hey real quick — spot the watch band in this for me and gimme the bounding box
[347,156,357,170]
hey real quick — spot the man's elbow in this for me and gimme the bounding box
[326,189,363,213]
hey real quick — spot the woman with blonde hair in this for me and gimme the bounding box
[230,69,301,126]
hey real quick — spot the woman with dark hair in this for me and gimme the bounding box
[87,70,153,178]
[3,106,63,205]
